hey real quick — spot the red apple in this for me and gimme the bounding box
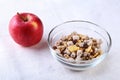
[9,12,43,47]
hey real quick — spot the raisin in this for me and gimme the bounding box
[53,46,57,50]
[90,52,95,55]
[73,40,77,44]
[83,43,88,48]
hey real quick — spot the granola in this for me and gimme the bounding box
[53,32,102,61]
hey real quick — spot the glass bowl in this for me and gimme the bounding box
[47,20,112,70]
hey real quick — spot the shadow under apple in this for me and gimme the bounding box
[27,37,48,51]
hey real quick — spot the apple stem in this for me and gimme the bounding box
[17,12,28,22]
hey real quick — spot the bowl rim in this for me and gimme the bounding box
[47,20,112,64]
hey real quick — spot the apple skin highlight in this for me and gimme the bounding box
[9,13,43,47]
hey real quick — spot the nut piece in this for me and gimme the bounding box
[77,50,82,56]
[62,41,67,47]
[55,49,61,54]
[75,56,82,62]
[78,42,84,47]
[87,40,93,46]
[68,45,79,52]
[57,46,65,52]
[92,52,99,58]
[67,41,74,46]
[72,35,79,40]
[64,54,69,59]
[64,49,71,55]
[70,52,76,58]
[85,46,92,53]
